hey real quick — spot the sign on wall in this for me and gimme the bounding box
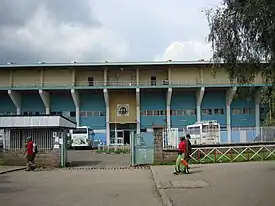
[117,104,129,116]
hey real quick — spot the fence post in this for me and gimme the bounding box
[130,132,135,166]
[153,126,164,164]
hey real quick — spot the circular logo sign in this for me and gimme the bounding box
[118,106,128,115]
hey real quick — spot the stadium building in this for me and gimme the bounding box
[0,61,266,145]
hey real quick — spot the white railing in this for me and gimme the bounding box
[187,144,275,163]
[0,79,264,88]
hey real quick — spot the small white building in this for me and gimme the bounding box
[0,115,76,151]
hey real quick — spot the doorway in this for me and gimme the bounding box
[109,123,136,145]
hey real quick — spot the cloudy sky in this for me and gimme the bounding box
[0,0,221,64]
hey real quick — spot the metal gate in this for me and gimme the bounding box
[131,132,154,166]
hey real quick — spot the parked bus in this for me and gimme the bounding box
[186,120,220,145]
[70,126,92,149]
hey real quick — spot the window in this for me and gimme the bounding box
[72,128,87,134]
[80,111,87,117]
[88,77,94,86]
[176,109,183,116]
[62,111,71,117]
[51,111,62,116]
[202,124,219,132]
[70,111,76,117]
[99,111,106,116]
[187,126,200,135]
[170,110,177,115]
[243,108,254,114]
[146,110,153,116]
[232,108,242,115]
[160,110,166,116]
[202,109,212,115]
[153,110,160,116]
[214,109,224,115]
[0,112,15,115]
[186,109,196,116]
[141,110,147,115]
[151,76,156,85]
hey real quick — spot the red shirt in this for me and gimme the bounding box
[26,141,34,155]
[178,141,186,153]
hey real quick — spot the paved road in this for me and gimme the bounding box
[0,169,161,206]
[67,150,131,168]
[152,161,275,206]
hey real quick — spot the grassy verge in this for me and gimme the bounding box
[156,151,275,165]
[96,147,130,154]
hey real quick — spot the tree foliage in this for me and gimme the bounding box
[206,0,275,125]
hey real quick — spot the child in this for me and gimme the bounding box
[173,136,189,175]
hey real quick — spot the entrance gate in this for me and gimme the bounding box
[59,131,154,168]
[130,132,154,166]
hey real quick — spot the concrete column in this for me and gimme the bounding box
[40,69,44,87]
[226,87,237,143]
[72,68,76,86]
[168,67,171,84]
[255,89,261,136]
[9,70,14,87]
[39,89,50,114]
[199,67,203,84]
[166,88,172,131]
[8,90,21,115]
[136,69,139,86]
[136,88,140,135]
[104,69,108,86]
[196,87,205,122]
[103,89,110,146]
[71,89,80,126]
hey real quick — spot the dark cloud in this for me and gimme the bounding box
[0,0,100,27]
[0,0,127,64]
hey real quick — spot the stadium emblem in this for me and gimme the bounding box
[117,104,129,116]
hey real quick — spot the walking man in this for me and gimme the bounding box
[173,136,188,175]
[25,136,34,171]
[184,134,192,174]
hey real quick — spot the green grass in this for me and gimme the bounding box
[96,148,130,154]
[156,151,275,165]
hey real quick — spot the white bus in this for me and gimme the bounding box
[186,120,220,145]
[70,126,92,149]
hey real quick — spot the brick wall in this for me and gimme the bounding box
[1,150,60,168]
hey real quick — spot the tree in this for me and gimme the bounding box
[206,0,275,125]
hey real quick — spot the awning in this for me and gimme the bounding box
[0,115,76,129]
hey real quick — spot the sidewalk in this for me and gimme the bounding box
[0,166,26,174]
[151,161,275,206]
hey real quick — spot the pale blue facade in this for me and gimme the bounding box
[170,90,196,127]
[140,90,166,128]
[201,90,227,126]
[0,61,267,145]
[0,91,16,114]
[79,90,105,129]
[21,91,44,114]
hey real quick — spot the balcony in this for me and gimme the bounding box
[0,79,266,90]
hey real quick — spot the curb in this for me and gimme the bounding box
[0,167,26,175]
[150,166,173,206]
[59,166,150,170]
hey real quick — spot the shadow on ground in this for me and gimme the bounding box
[70,161,102,167]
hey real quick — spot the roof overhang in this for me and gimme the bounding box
[0,115,76,129]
